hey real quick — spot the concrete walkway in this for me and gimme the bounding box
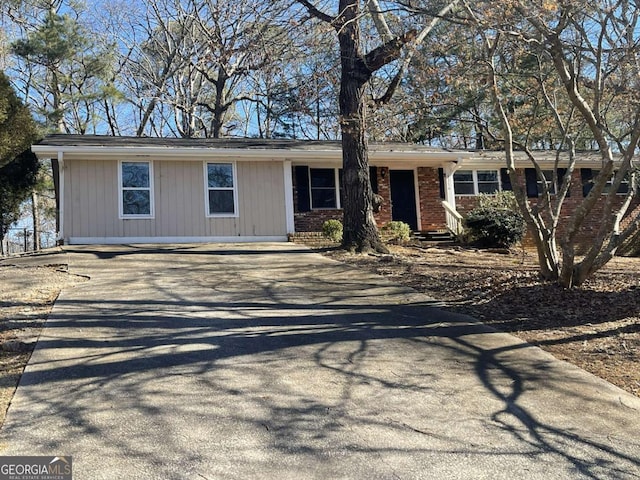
[1,244,639,479]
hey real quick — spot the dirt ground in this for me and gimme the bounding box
[0,264,83,425]
[0,246,637,431]
[327,245,640,398]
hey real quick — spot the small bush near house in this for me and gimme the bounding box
[464,192,526,248]
[382,221,411,242]
[322,219,343,243]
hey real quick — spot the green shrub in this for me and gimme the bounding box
[464,192,525,248]
[322,219,343,243]
[382,221,411,242]
[477,190,520,209]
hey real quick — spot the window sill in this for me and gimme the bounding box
[120,215,154,220]
[206,213,239,218]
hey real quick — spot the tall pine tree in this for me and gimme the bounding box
[0,71,39,254]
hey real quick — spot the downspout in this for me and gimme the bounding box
[283,160,295,236]
[57,151,65,245]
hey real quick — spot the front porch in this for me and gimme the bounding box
[292,163,465,238]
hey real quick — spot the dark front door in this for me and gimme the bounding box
[390,170,418,231]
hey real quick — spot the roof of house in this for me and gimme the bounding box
[32,134,473,164]
[35,134,468,153]
[37,134,343,150]
[32,134,612,167]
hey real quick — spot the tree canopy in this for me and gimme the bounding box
[0,69,40,251]
[0,0,638,283]
[0,71,38,168]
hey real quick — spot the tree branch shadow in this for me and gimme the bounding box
[1,245,638,478]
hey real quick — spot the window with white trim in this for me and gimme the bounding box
[454,169,500,195]
[536,170,557,195]
[120,161,153,217]
[592,169,629,194]
[206,162,237,216]
[310,168,341,209]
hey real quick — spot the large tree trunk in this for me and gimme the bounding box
[297,0,420,253]
[339,76,386,252]
[338,0,387,253]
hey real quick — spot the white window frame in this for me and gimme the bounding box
[118,160,154,219]
[309,167,342,210]
[454,169,501,196]
[592,169,630,195]
[204,161,239,218]
[536,170,557,195]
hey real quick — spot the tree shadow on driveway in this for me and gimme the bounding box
[2,245,639,479]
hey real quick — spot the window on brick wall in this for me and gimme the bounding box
[310,168,340,209]
[593,169,629,194]
[305,166,376,209]
[454,169,500,195]
[477,170,500,193]
[536,170,557,195]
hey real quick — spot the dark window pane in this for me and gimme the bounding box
[477,170,497,182]
[122,162,150,188]
[310,168,335,188]
[208,163,234,188]
[123,190,150,215]
[536,170,556,195]
[209,190,235,214]
[311,189,337,208]
[454,183,475,195]
[454,170,473,182]
[454,170,474,195]
[478,182,500,194]
[477,170,499,194]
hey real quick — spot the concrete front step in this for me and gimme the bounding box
[413,230,456,243]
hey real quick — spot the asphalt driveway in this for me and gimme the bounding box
[1,244,639,479]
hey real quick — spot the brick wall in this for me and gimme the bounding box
[417,167,447,230]
[373,167,392,226]
[292,164,638,252]
[293,166,393,232]
[294,209,342,232]
[454,169,639,251]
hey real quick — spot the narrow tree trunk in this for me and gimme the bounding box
[31,190,40,251]
[211,69,228,139]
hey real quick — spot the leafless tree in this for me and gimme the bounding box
[465,0,640,287]
[295,0,460,252]
[123,0,290,138]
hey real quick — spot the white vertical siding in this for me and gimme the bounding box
[63,159,287,242]
[64,160,119,238]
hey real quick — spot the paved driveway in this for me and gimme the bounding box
[1,244,639,479]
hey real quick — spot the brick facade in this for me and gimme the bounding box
[292,164,638,250]
[293,166,393,232]
[373,167,393,226]
[294,209,343,232]
[417,167,447,230]
[454,169,639,250]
